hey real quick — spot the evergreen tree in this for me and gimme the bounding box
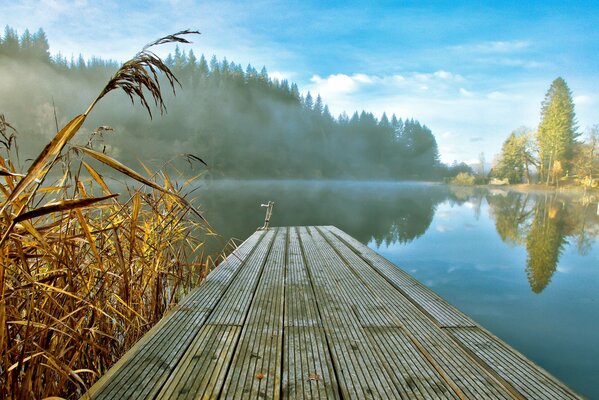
[322,105,333,122]
[525,196,566,293]
[259,66,268,82]
[20,28,32,53]
[290,83,300,101]
[197,54,209,76]
[31,28,50,61]
[209,55,220,73]
[537,77,578,184]
[304,92,313,110]
[313,94,323,114]
[379,112,390,129]
[1,26,20,57]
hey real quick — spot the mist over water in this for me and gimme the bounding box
[0,51,462,182]
[196,180,599,398]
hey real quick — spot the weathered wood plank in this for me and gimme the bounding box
[220,227,286,399]
[309,227,471,399]
[317,226,515,399]
[154,228,277,399]
[325,225,474,328]
[283,227,339,399]
[299,226,406,399]
[322,225,582,400]
[87,225,582,400]
[84,230,266,400]
[446,327,582,400]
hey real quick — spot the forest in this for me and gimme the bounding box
[0,26,470,180]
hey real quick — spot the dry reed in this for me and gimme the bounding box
[1,31,216,398]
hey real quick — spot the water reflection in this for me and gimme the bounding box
[487,191,599,293]
[198,181,446,248]
[197,180,598,294]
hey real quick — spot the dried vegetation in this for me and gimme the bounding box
[0,31,217,398]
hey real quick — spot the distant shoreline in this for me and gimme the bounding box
[455,182,599,196]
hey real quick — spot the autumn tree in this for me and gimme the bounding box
[572,125,599,188]
[493,128,534,183]
[537,77,578,184]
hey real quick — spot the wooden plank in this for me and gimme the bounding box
[85,230,266,400]
[155,228,277,399]
[322,225,584,400]
[220,227,286,399]
[154,324,239,400]
[364,326,460,399]
[308,227,468,399]
[299,226,407,399]
[317,226,515,400]
[325,225,474,328]
[283,227,340,399]
[86,225,582,400]
[446,327,583,400]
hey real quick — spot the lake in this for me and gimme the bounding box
[196,180,599,398]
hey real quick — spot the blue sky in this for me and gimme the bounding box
[2,0,598,164]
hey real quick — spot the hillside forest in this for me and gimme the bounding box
[0,26,473,180]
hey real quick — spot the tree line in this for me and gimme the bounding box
[0,26,471,180]
[492,77,598,187]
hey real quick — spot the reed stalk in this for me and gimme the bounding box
[0,31,215,398]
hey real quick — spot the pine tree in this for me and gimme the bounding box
[304,92,313,110]
[197,55,208,76]
[31,28,50,61]
[379,112,390,129]
[537,77,578,184]
[313,94,323,114]
[259,66,268,82]
[289,83,300,101]
[1,26,20,57]
[20,29,32,53]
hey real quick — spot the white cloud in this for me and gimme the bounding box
[309,73,363,95]
[269,70,295,82]
[574,95,593,106]
[414,70,464,82]
[487,91,509,100]
[459,88,474,97]
[496,58,545,68]
[556,265,571,274]
[307,69,466,101]
[451,40,531,54]
[435,224,452,233]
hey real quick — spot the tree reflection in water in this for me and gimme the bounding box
[487,190,598,293]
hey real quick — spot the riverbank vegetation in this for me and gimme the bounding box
[0,32,214,398]
[0,26,470,181]
[491,78,598,190]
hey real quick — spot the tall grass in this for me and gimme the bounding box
[0,31,216,398]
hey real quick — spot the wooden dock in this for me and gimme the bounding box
[85,226,581,399]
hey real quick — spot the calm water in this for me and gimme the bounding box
[196,180,599,398]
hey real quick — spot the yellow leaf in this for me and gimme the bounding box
[0,114,86,214]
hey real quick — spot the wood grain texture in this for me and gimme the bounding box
[85,226,582,400]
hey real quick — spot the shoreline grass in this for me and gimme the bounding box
[0,31,215,398]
